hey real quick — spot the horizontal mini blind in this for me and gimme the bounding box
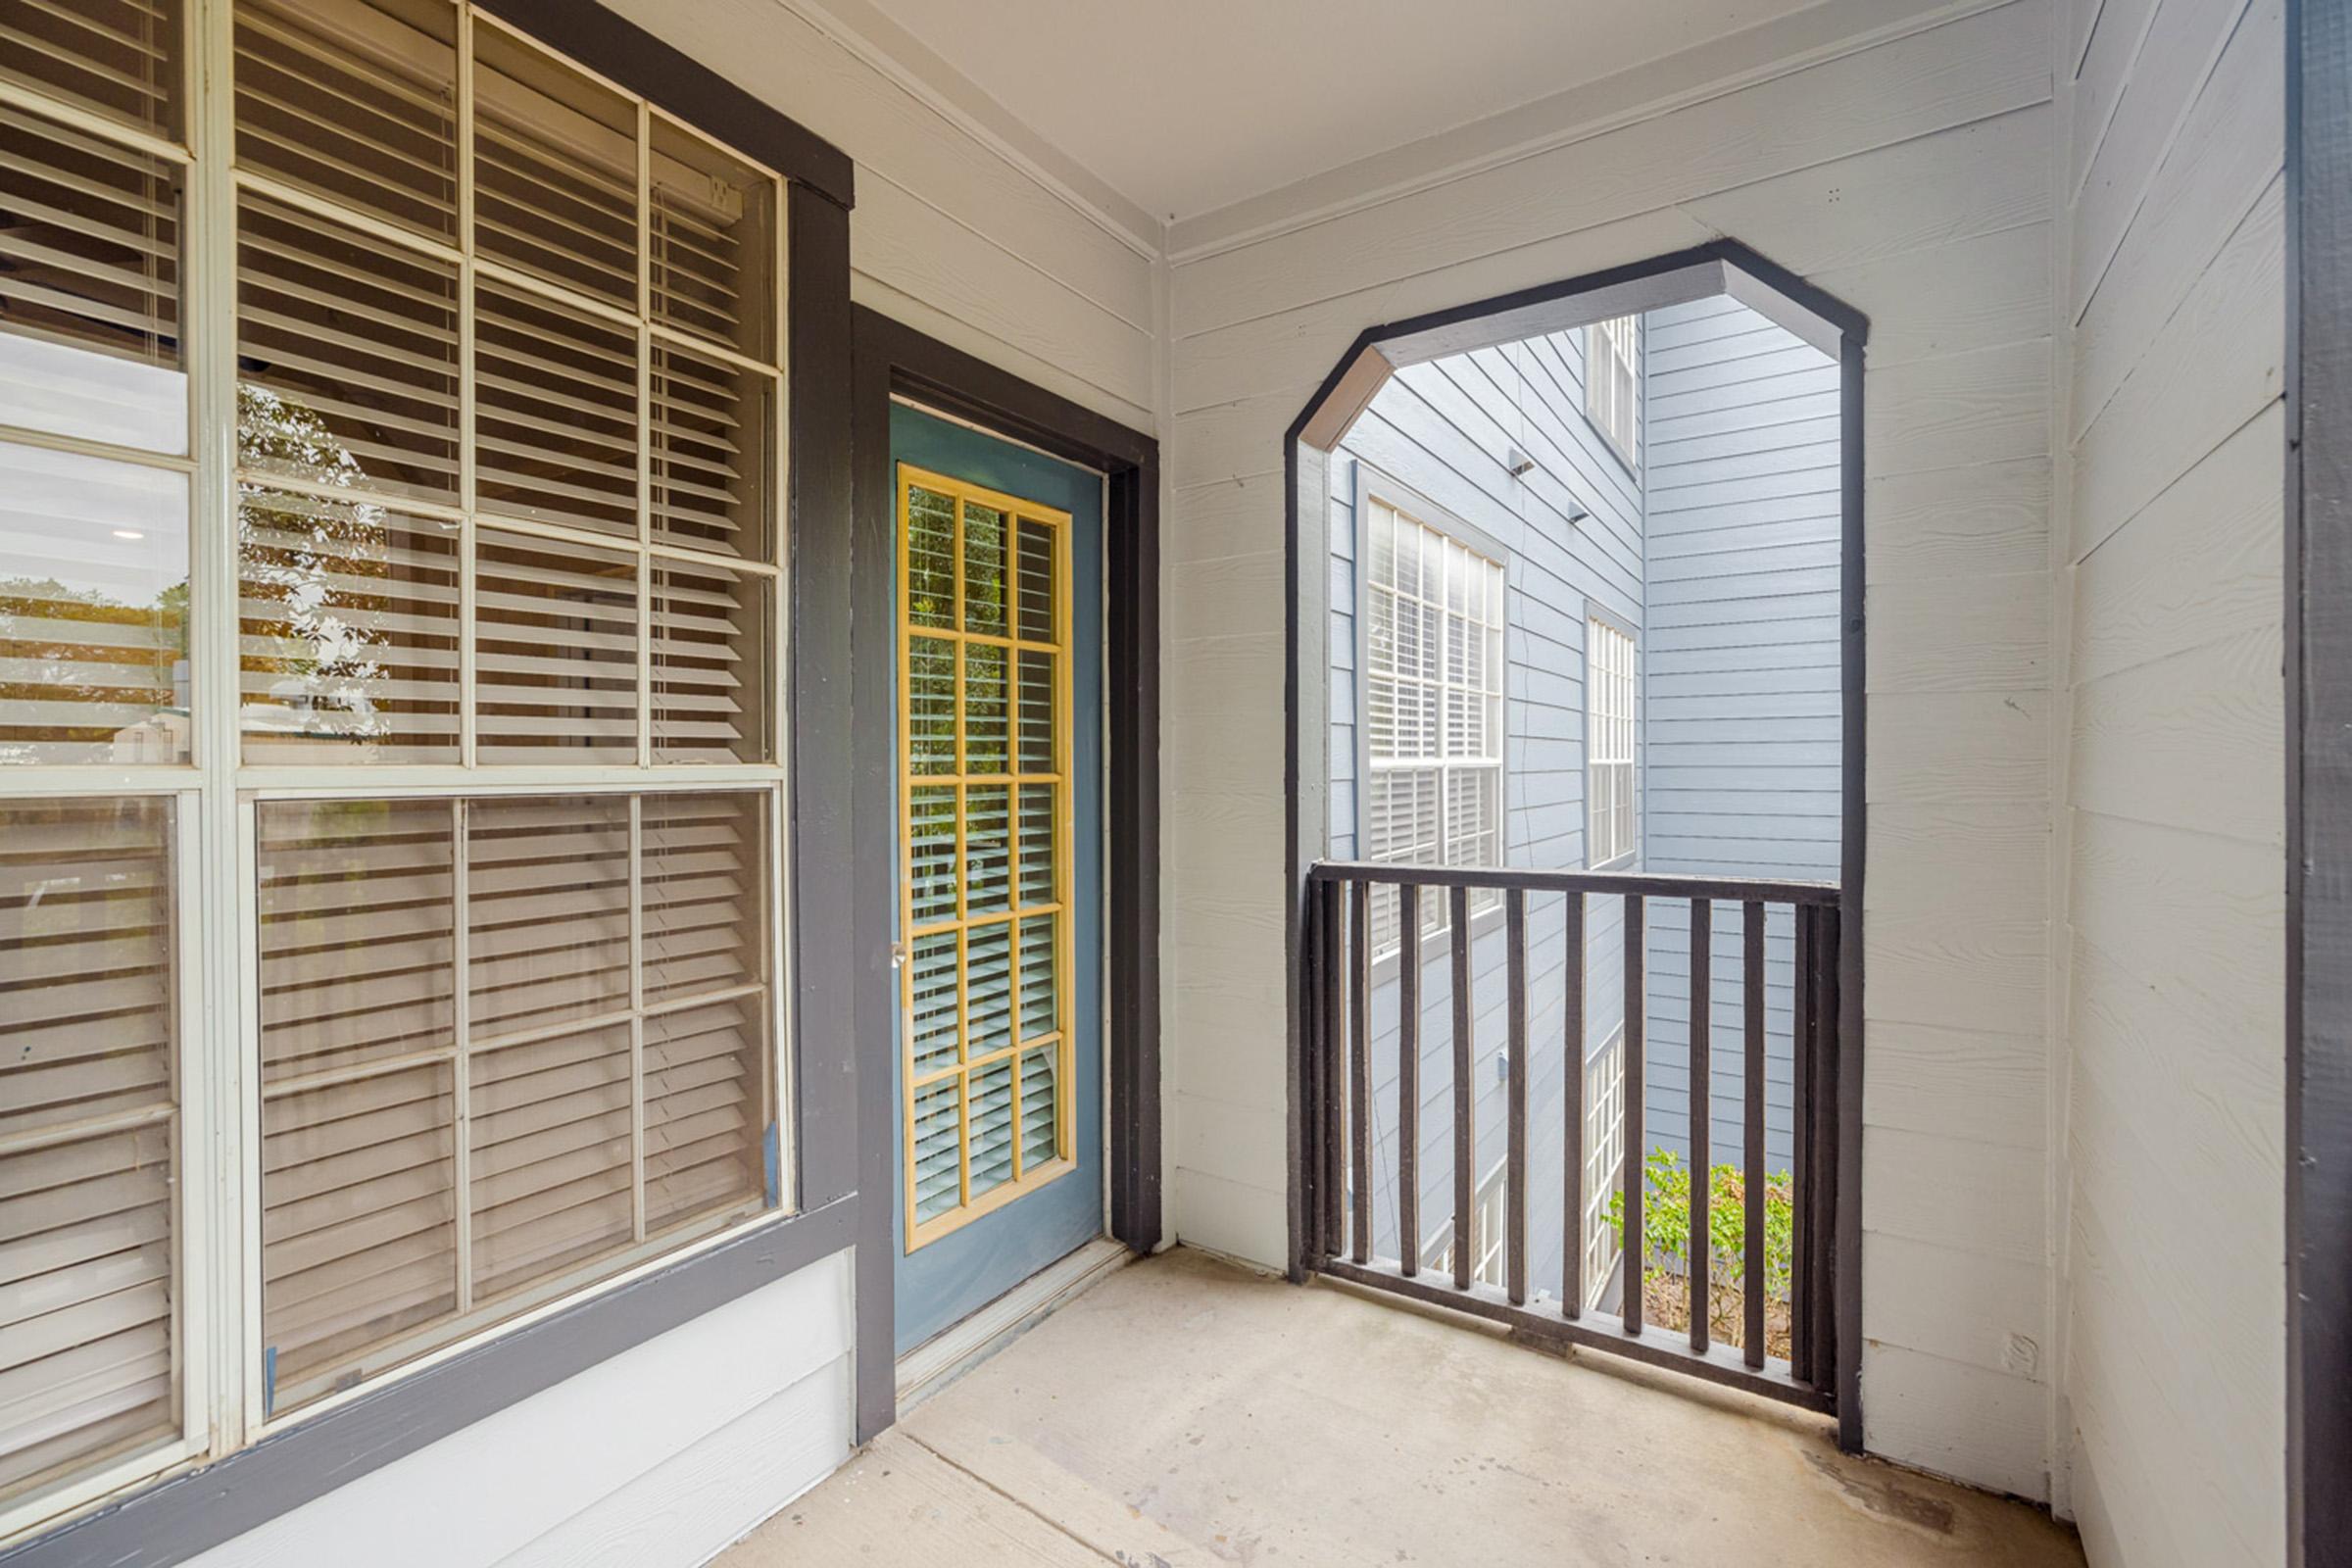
[0,798,178,1503]
[0,103,180,377]
[256,790,771,1415]
[1,0,181,141]
[231,0,457,241]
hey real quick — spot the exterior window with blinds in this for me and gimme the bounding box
[1361,493,1504,956]
[0,0,795,1539]
[1586,614,1637,868]
[228,0,783,767]
[1586,314,1639,466]
[254,790,775,1414]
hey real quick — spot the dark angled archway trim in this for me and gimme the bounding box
[2288,0,2350,1561]
[1280,237,1871,1452]
[849,307,1164,1444]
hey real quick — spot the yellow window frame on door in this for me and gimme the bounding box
[898,464,1077,1250]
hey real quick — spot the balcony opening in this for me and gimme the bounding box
[1287,245,1864,1432]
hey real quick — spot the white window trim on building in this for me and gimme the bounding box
[0,4,797,1543]
[1582,1025,1628,1311]
[1586,612,1639,871]
[1355,472,1506,958]
[1585,314,1641,468]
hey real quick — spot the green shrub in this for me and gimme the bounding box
[1604,1147,1793,1297]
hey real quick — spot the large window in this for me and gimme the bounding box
[0,0,790,1539]
[1585,314,1640,466]
[1361,493,1504,955]
[1586,614,1638,869]
[1581,1027,1626,1310]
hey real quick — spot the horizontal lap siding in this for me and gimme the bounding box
[1640,299,1839,1178]
[1336,329,1640,1302]
[2057,0,2285,1559]
[1168,0,2057,1498]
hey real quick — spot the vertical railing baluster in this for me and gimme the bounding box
[1622,893,1644,1335]
[1809,906,1841,1380]
[1561,892,1586,1319]
[1398,883,1421,1275]
[1689,898,1711,1352]
[1451,884,1473,1293]
[1742,900,1767,1368]
[1349,878,1372,1265]
[1790,903,1814,1380]
[1319,878,1344,1264]
[1505,888,1529,1306]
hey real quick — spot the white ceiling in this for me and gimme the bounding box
[852,0,1837,222]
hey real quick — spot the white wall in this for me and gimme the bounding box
[2053,0,2285,1558]
[1163,0,2061,1497]
[183,1251,854,1568]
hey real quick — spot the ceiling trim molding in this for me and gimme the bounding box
[1164,0,2016,266]
[773,0,1166,259]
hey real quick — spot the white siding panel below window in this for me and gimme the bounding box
[178,1251,855,1568]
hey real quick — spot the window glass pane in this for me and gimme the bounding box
[905,485,955,630]
[651,340,771,561]
[642,790,764,1004]
[651,559,768,764]
[966,1054,1013,1200]
[0,442,189,765]
[2,0,181,139]
[649,116,773,363]
[238,486,462,763]
[466,795,631,1041]
[258,797,454,1086]
[473,283,638,538]
[472,24,637,308]
[0,105,184,453]
[960,502,1007,638]
[1017,1045,1057,1173]
[237,194,460,503]
[473,528,639,764]
[0,795,181,1502]
[232,0,457,240]
[643,993,766,1234]
[256,790,776,1416]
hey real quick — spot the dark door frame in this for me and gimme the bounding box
[2287,0,2348,1560]
[1278,238,1870,1451]
[848,308,1163,1442]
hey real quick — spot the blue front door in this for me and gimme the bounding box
[891,403,1105,1356]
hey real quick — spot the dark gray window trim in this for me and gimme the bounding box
[1283,237,1868,1451]
[2287,0,2348,1560]
[848,305,1163,1446]
[2,9,860,1558]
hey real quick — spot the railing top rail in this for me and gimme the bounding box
[1305,858,1842,906]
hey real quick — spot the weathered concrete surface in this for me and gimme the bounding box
[721,1248,2083,1566]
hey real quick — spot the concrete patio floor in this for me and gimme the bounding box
[718,1248,2083,1567]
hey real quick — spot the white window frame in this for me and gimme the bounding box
[1354,469,1506,958]
[1586,612,1639,871]
[1585,314,1641,468]
[0,2,798,1541]
[1420,1156,1509,1290]
[1581,1026,1627,1311]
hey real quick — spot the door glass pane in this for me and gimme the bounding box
[899,469,1072,1245]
